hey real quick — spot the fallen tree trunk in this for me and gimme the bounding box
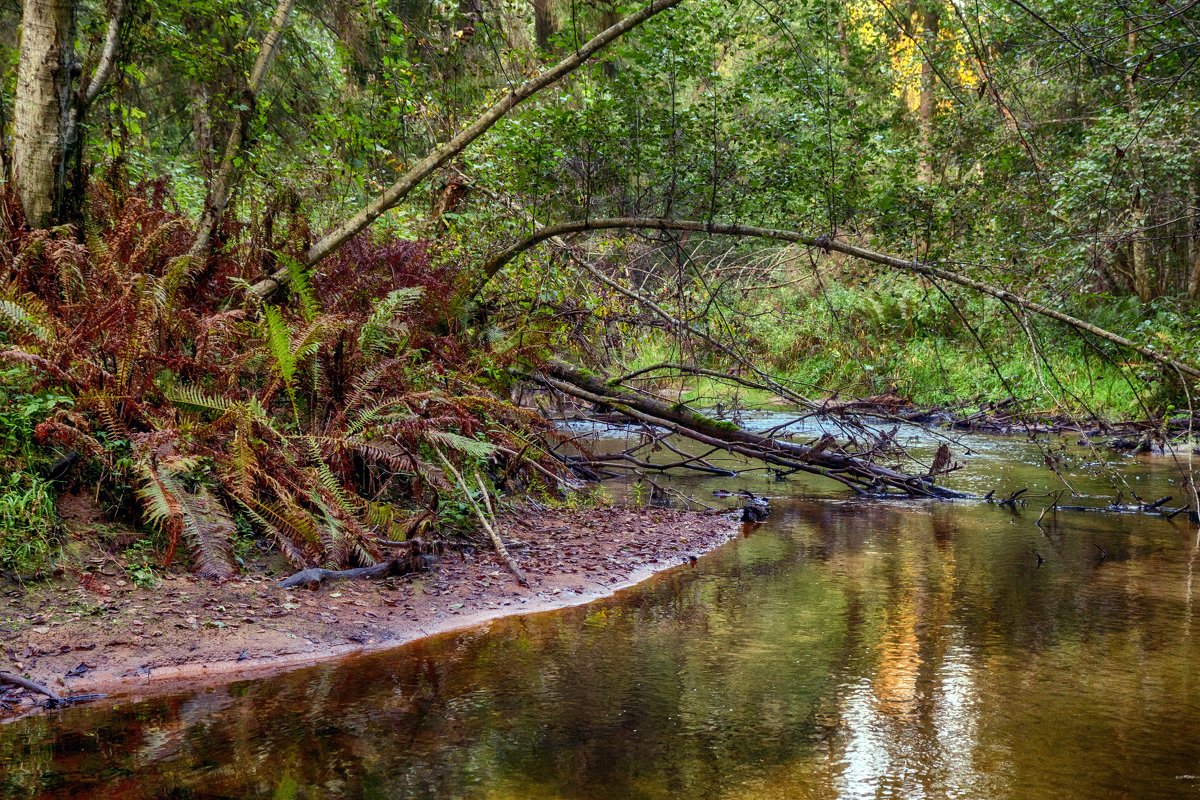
[538,359,969,498]
[480,219,1200,382]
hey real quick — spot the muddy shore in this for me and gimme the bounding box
[0,506,741,718]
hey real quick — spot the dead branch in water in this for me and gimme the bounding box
[536,359,969,498]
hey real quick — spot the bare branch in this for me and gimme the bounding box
[479,217,1200,381]
[83,0,127,107]
[190,0,297,258]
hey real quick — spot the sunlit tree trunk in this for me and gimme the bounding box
[12,0,77,229]
[916,4,938,185]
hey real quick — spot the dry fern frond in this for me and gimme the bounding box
[134,457,237,579]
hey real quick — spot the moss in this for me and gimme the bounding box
[681,408,740,432]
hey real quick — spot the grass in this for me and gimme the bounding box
[0,365,68,574]
[617,276,1181,421]
[0,471,59,574]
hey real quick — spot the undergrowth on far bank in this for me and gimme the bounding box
[620,275,1195,420]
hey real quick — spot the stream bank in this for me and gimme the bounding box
[0,505,739,718]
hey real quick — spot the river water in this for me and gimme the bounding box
[3,417,1200,799]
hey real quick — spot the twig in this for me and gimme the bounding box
[434,448,529,587]
[1036,490,1064,526]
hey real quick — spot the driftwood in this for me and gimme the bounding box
[998,489,1200,523]
[0,670,60,702]
[280,556,428,589]
[538,359,969,499]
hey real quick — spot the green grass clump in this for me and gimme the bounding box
[0,366,69,574]
[0,472,59,574]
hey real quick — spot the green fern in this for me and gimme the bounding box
[346,398,405,436]
[134,460,184,533]
[359,287,423,357]
[263,306,296,387]
[165,385,234,415]
[425,430,496,459]
[0,294,55,343]
[282,255,320,323]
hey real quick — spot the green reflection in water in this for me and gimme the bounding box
[3,435,1200,799]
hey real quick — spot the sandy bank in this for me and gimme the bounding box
[1,506,741,717]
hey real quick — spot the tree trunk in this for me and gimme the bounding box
[1124,18,1153,302]
[12,0,77,229]
[916,4,938,185]
[1189,167,1200,299]
[533,0,555,50]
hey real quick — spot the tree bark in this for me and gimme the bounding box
[12,0,128,229]
[476,217,1200,381]
[59,0,127,223]
[245,0,684,300]
[533,0,556,50]
[12,0,77,228]
[916,3,938,185]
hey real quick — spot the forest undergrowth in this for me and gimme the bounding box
[621,275,1192,422]
[2,178,1196,581]
[0,183,571,579]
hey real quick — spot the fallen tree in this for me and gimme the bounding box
[479,218,1200,382]
[536,359,969,498]
[280,555,430,589]
[246,0,684,299]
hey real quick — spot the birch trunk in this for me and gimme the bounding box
[12,0,76,229]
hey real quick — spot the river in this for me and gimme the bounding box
[2,417,1199,799]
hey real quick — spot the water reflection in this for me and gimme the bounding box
[2,434,1199,799]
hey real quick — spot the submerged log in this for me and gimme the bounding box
[538,359,969,499]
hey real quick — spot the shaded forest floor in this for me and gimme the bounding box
[0,504,739,718]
